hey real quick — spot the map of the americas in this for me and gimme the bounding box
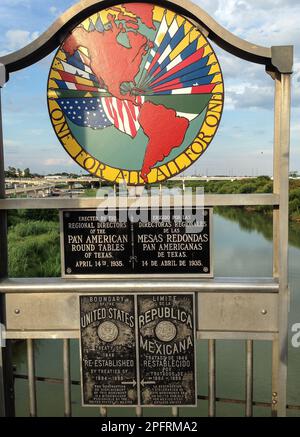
[48,3,223,184]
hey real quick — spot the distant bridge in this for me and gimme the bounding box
[5,177,97,186]
[5,175,256,187]
[5,184,57,197]
[4,175,261,196]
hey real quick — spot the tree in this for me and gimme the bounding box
[23,168,31,178]
[7,166,17,177]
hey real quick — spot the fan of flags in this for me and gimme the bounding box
[137,13,219,96]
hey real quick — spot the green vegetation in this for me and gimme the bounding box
[289,180,300,221]
[84,176,300,221]
[168,176,300,221]
[8,210,60,278]
[83,188,98,197]
[178,176,273,194]
[5,166,32,178]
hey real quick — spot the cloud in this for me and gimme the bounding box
[44,158,74,167]
[192,0,299,111]
[5,139,21,147]
[3,29,39,53]
[49,5,63,17]
[225,83,274,110]
[49,6,57,14]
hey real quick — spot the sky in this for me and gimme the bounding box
[0,0,299,176]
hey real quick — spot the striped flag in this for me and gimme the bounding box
[102,96,144,138]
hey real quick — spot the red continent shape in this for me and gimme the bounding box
[139,102,189,182]
[122,3,155,29]
[63,15,149,103]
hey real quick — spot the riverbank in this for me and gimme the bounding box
[82,176,300,222]
[165,176,300,222]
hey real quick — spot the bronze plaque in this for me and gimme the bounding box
[79,295,137,406]
[137,294,196,406]
[79,293,196,407]
[61,209,212,277]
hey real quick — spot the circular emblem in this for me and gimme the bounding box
[97,321,119,342]
[48,3,224,185]
[155,321,177,342]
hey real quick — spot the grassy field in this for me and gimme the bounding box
[8,210,60,277]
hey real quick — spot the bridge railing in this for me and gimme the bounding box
[0,0,293,417]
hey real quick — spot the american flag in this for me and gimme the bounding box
[57,96,144,137]
[57,97,113,129]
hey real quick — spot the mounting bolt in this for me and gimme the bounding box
[273,392,278,398]
[261,309,268,315]
[14,309,20,315]
[272,400,277,405]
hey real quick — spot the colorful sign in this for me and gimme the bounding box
[48,3,224,185]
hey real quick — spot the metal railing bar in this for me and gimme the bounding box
[245,340,254,417]
[6,331,277,341]
[63,339,71,417]
[7,331,80,340]
[15,373,80,385]
[26,339,37,417]
[199,395,270,408]
[0,277,280,294]
[208,339,216,417]
[172,407,179,417]
[276,71,291,417]
[135,407,143,417]
[198,332,276,341]
[13,373,300,412]
[100,407,107,417]
[198,396,300,411]
[0,194,280,210]
[271,338,279,417]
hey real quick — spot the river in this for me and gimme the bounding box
[11,210,300,417]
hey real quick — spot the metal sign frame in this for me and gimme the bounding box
[136,292,197,408]
[79,292,197,408]
[0,0,293,418]
[59,207,213,279]
[79,293,138,408]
